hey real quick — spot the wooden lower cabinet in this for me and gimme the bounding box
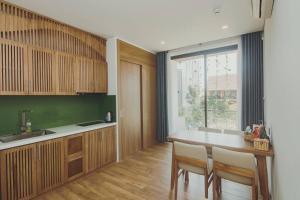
[85,126,116,173]
[102,127,117,165]
[36,138,65,194]
[64,133,86,181]
[0,126,116,200]
[0,144,37,200]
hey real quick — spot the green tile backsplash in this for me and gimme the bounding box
[0,94,116,135]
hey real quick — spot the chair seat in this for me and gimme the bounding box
[179,158,213,175]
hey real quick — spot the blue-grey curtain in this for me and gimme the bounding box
[156,52,169,143]
[241,31,264,129]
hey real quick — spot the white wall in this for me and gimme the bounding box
[264,0,300,199]
[106,37,120,161]
[106,37,118,95]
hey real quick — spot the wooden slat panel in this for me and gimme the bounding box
[56,52,75,95]
[0,39,28,95]
[28,47,56,95]
[94,60,107,93]
[85,127,116,173]
[75,57,94,93]
[36,138,64,194]
[0,1,106,60]
[0,144,37,200]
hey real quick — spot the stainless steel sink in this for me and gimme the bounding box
[0,130,56,143]
[77,120,105,127]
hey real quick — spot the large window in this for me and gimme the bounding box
[176,47,240,130]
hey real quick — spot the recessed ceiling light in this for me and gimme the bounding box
[160,41,165,45]
[222,25,229,30]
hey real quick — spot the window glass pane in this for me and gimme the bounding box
[177,56,205,130]
[206,51,238,129]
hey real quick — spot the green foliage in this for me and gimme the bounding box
[181,85,232,129]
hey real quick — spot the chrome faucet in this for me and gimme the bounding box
[20,109,31,133]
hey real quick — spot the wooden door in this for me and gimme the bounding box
[94,60,107,93]
[56,53,76,95]
[120,60,142,159]
[64,133,86,181]
[0,39,29,95]
[102,126,116,165]
[28,47,56,95]
[75,57,94,93]
[142,65,157,148]
[0,144,37,200]
[36,138,64,194]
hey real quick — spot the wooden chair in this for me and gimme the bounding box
[212,147,258,200]
[223,129,244,135]
[198,127,222,158]
[173,141,213,199]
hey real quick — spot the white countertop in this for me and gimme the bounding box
[0,122,117,150]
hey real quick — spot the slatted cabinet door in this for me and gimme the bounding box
[0,39,29,95]
[0,144,37,200]
[75,57,94,93]
[56,53,76,95]
[94,60,107,93]
[36,138,65,194]
[85,129,102,172]
[102,126,116,166]
[28,47,56,95]
[85,127,116,173]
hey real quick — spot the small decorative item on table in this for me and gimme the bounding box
[243,126,254,141]
[253,138,269,151]
[253,125,270,151]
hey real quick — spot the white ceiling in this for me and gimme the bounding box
[7,0,264,52]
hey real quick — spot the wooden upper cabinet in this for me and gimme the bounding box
[0,1,107,96]
[0,39,29,95]
[75,57,94,93]
[36,138,65,194]
[28,47,56,95]
[94,60,108,93]
[56,53,76,95]
[0,144,37,200]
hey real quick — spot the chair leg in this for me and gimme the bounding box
[252,184,258,200]
[218,177,222,195]
[171,144,175,190]
[213,174,218,200]
[185,171,189,184]
[204,174,208,199]
[174,165,179,200]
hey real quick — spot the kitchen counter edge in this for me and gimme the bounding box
[0,122,117,150]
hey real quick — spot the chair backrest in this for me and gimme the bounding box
[174,141,208,164]
[212,147,256,184]
[212,147,256,171]
[198,127,222,134]
[223,129,244,135]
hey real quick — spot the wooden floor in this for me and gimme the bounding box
[35,143,262,200]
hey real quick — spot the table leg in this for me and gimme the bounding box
[256,155,270,200]
[170,142,175,189]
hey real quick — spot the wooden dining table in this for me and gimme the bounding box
[168,130,274,200]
